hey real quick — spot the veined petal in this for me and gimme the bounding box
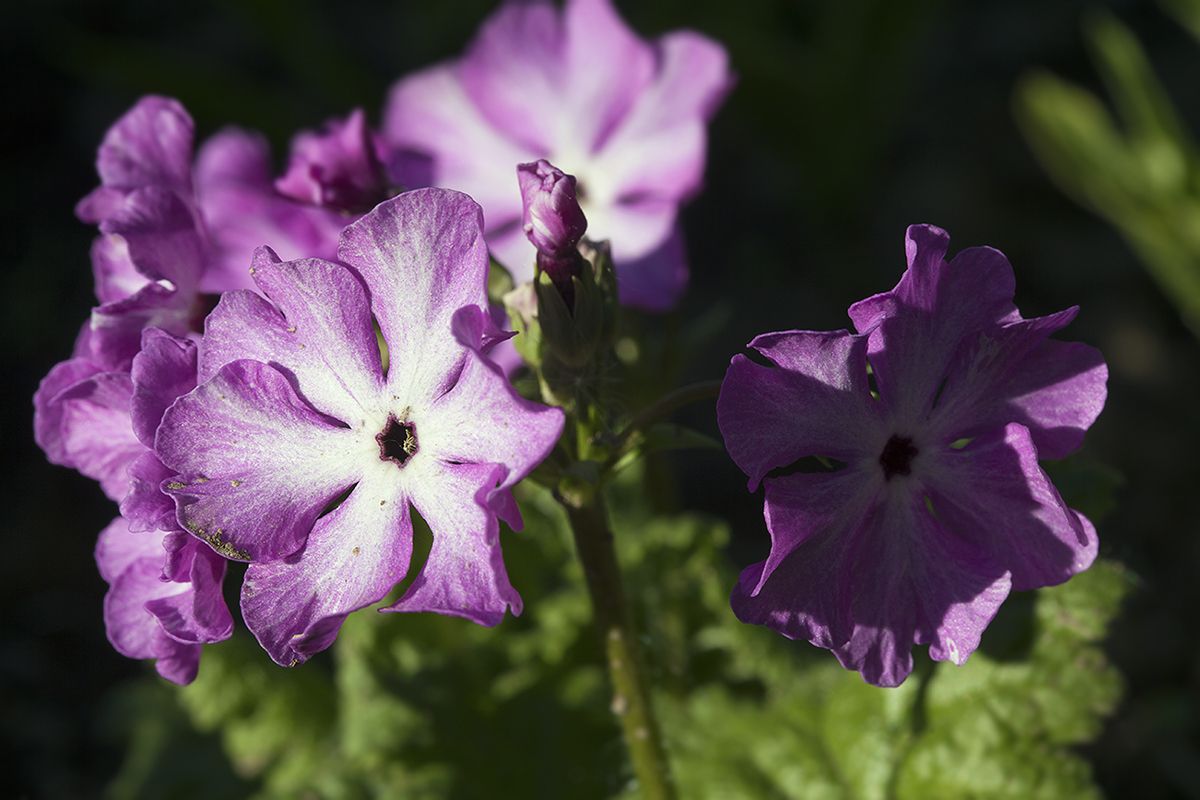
[120,451,178,533]
[130,328,198,448]
[939,335,1108,461]
[731,468,881,651]
[831,490,1012,687]
[848,226,1020,427]
[202,249,383,422]
[338,189,490,406]
[96,517,217,686]
[240,465,413,666]
[718,329,884,489]
[58,373,143,501]
[421,346,564,522]
[33,358,105,467]
[923,422,1098,591]
[76,96,194,224]
[387,461,520,625]
[157,359,372,562]
[144,536,233,645]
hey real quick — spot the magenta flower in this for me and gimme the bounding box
[155,189,565,666]
[383,0,732,310]
[717,225,1108,687]
[274,108,390,214]
[96,518,232,686]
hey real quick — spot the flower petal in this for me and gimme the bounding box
[157,359,370,562]
[96,517,213,685]
[383,63,534,231]
[240,467,413,666]
[421,346,564,527]
[201,248,383,423]
[731,468,880,651]
[831,490,1012,687]
[923,422,1098,591]
[848,226,1021,428]
[76,96,194,224]
[194,127,347,294]
[387,461,520,626]
[337,189,490,406]
[144,536,233,645]
[130,328,198,448]
[718,329,885,489]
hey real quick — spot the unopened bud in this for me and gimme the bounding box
[518,160,587,309]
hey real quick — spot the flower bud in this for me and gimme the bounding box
[274,108,389,214]
[518,160,587,309]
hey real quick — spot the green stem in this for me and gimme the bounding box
[558,489,676,800]
[614,379,723,443]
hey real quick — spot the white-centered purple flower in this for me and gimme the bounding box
[717,225,1108,687]
[383,0,733,310]
[155,188,565,666]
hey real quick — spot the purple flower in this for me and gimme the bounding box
[274,108,391,214]
[518,159,587,305]
[383,0,733,310]
[194,126,356,293]
[35,326,233,683]
[717,225,1108,687]
[96,518,232,685]
[155,188,565,666]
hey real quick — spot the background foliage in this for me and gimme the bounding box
[4,0,1200,797]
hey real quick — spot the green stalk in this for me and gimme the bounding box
[557,487,676,800]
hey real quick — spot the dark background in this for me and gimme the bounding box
[4,0,1200,796]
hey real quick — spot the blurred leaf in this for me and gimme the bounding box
[1014,11,1200,335]
[1160,0,1200,42]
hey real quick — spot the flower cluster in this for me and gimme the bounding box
[717,225,1108,686]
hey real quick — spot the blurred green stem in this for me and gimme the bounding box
[557,487,676,800]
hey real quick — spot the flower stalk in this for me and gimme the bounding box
[556,484,676,800]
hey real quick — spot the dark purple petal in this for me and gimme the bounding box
[157,359,365,562]
[240,474,414,666]
[828,489,1012,686]
[718,329,885,489]
[274,108,389,214]
[923,423,1098,591]
[731,469,879,651]
[939,335,1108,461]
[848,225,1021,428]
